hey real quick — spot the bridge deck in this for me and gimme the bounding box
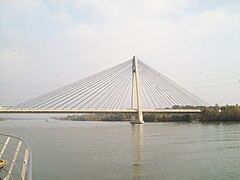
[0,109,201,114]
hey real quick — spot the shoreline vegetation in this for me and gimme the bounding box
[54,105,240,123]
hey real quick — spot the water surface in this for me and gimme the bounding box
[1,120,240,180]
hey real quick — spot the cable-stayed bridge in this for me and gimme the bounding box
[0,56,208,124]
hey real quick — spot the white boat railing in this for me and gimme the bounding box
[0,134,32,180]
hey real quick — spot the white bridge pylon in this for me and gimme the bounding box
[131,56,144,124]
[1,56,208,124]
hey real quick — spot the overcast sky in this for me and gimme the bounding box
[0,0,240,107]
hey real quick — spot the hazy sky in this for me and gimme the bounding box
[0,0,240,107]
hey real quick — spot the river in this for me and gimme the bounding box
[1,120,240,180]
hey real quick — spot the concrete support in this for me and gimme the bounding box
[131,56,144,124]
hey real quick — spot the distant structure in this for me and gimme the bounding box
[0,56,208,124]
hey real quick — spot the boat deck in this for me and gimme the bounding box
[0,134,32,180]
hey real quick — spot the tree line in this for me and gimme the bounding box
[57,105,240,122]
[144,105,240,122]
[199,105,240,122]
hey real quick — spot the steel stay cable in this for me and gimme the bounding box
[87,67,131,109]
[157,75,201,106]
[139,61,191,106]
[120,76,132,109]
[142,65,182,107]
[140,59,202,104]
[13,61,123,108]
[139,77,151,109]
[139,64,167,107]
[71,66,131,109]
[141,70,169,108]
[91,67,131,109]
[138,64,168,108]
[139,75,157,109]
[99,77,126,109]
[112,74,131,109]
[140,60,208,105]
[74,69,129,109]
[140,62,186,105]
[52,68,127,109]
[99,72,130,109]
[140,72,165,108]
[35,61,131,109]
[102,72,131,109]
[139,71,159,108]
[12,58,208,111]
[141,62,198,106]
[110,74,131,109]
[146,68,195,106]
[34,71,114,109]
[17,63,124,109]
[68,65,131,109]
[63,63,132,109]
[147,67,201,106]
[143,60,207,105]
[79,66,131,109]
[116,75,131,109]
[37,62,131,109]
[16,60,131,109]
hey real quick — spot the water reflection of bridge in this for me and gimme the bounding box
[0,56,207,124]
[132,125,144,180]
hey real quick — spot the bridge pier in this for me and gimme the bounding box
[130,112,144,124]
[130,56,144,124]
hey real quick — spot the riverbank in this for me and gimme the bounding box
[199,105,240,122]
[53,105,240,123]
